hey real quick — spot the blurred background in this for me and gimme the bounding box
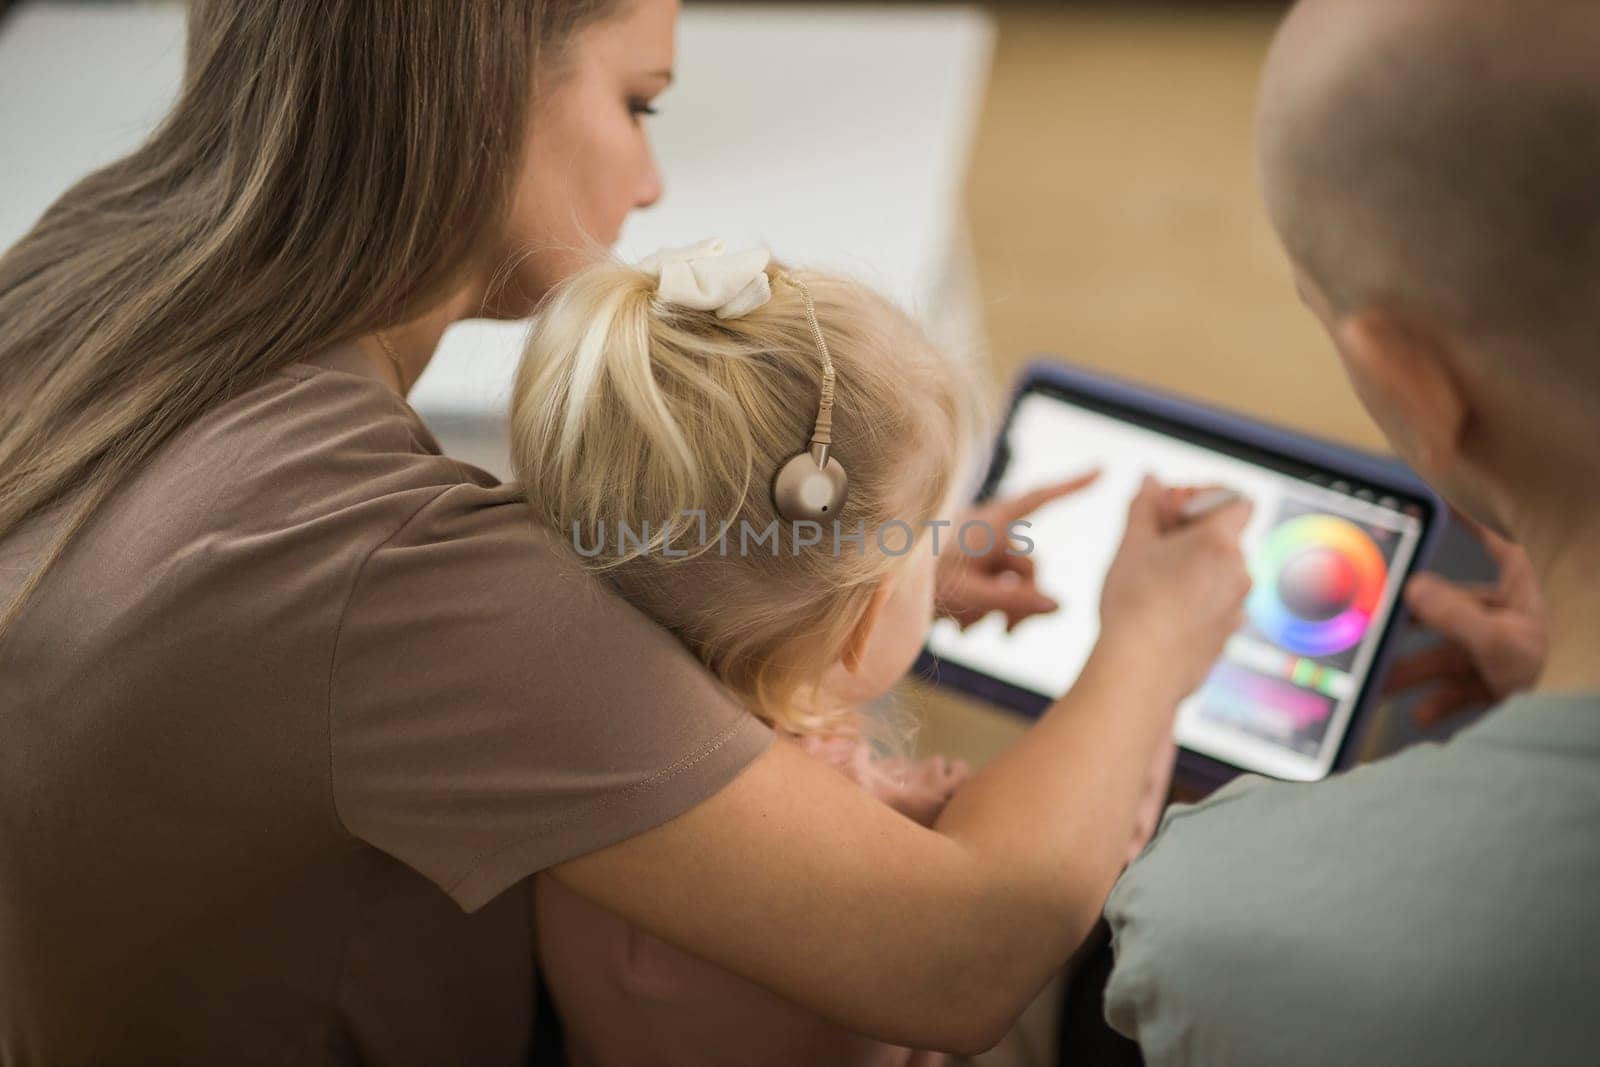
[4,1,1459,767]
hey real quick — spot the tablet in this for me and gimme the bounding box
[918,360,1444,783]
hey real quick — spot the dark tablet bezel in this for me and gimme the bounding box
[912,357,1445,789]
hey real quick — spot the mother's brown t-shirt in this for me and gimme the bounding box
[0,343,772,1065]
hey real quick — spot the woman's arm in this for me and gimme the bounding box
[550,482,1252,1054]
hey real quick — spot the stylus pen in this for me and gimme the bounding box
[1178,487,1246,522]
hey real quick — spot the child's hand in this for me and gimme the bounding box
[790,732,972,827]
[878,754,973,828]
[935,468,1101,632]
[913,754,973,801]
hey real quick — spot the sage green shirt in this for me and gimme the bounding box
[1106,692,1600,1067]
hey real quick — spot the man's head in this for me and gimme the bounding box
[1257,0,1600,536]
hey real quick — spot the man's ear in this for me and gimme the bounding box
[1335,308,1468,479]
[840,581,892,675]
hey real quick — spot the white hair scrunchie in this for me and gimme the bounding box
[637,238,773,320]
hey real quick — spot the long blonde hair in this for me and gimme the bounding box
[511,258,987,736]
[0,0,621,638]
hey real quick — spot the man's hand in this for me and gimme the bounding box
[933,469,1101,631]
[1387,516,1548,726]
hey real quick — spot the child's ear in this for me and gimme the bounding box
[840,581,893,674]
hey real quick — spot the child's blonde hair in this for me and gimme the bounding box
[511,257,987,737]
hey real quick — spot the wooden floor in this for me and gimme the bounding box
[907,3,1390,764]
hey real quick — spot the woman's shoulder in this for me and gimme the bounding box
[69,350,558,617]
[261,358,488,485]
[162,354,511,534]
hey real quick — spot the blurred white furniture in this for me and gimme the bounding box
[1,2,994,479]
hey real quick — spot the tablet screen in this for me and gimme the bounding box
[925,385,1429,781]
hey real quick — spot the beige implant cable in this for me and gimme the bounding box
[785,275,836,456]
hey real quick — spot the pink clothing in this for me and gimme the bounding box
[535,733,970,1067]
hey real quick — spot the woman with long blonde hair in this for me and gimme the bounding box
[0,2,1251,1062]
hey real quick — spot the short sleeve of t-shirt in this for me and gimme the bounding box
[1102,772,1276,1051]
[327,477,773,912]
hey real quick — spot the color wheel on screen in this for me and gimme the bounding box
[1247,515,1388,658]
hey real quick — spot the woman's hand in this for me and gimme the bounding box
[1385,516,1547,726]
[933,469,1101,631]
[1098,475,1254,702]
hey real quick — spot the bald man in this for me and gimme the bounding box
[1102,1,1600,1064]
